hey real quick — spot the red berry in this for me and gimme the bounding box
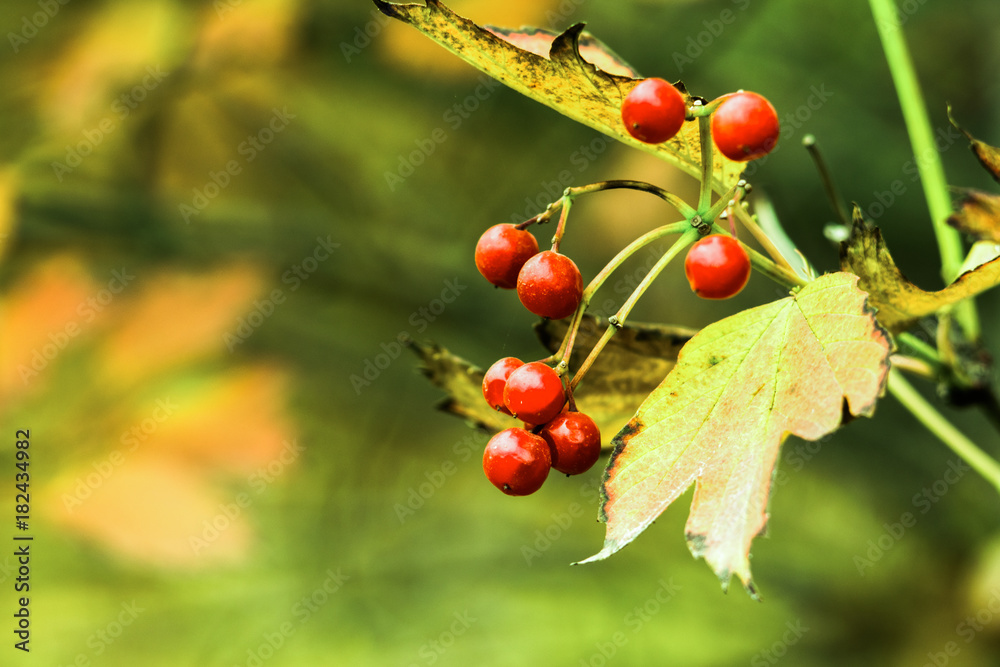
[540,412,601,475]
[684,235,751,300]
[516,251,583,320]
[621,78,686,144]
[483,427,551,496]
[482,357,524,415]
[710,91,780,162]
[503,361,565,426]
[475,224,539,289]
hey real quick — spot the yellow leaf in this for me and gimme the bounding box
[374,0,745,192]
[840,210,1000,334]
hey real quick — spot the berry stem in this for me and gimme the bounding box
[564,180,697,219]
[732,205,799,274]
[802,135,851,228]
[729,230,809,291]
[551,221,690,367]
[570,229,700,390]
[887,369,1000,495]
[550,193,574,252]
[697,114,715,213]
[686,96,726,119]
[890,354,937,380]
[897,331,942,367]
[701,179,749,225]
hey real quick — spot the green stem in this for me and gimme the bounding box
[802,135,851,228]
[896,331,942,369]
[888,369,1000,495]
[733,205,798,274]
[868,0,979,339]
[570,229,699,390]
[550,194,573,252]
[565,180,696,219]
[701,179,748,224]
[697,115,715,213]
[552,222,689,368]
[708,222,809,290]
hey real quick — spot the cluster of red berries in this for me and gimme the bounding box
[621,78,780,163]
[467,78,771,498]
[474,224,583,320]
[481,358,601,496]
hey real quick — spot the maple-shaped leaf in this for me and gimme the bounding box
[411,316,695,441]
[373,0,745,193]
[840,207,1000,334]
[579,273,891,597]
[948,189,1000,243]
[949,106,1000,184]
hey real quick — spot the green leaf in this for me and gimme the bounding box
[373,0,745,192]
[840,208,1000,334]
[579,273,892,597]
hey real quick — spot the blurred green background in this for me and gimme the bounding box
[2,0,1000,665]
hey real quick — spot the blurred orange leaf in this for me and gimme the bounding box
[144,365,297,474]
[0,256,98,401]
[45,457,253,568]
[100,264,262,385]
